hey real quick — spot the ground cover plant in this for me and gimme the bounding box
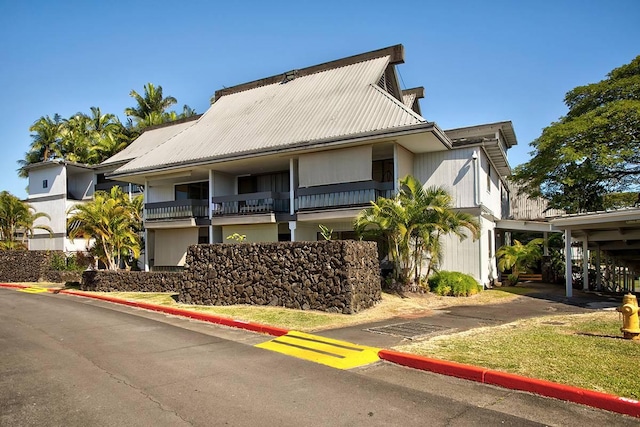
[427,271,481,296]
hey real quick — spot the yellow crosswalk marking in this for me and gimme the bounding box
[256,331,380,369]
[18,287,48,294]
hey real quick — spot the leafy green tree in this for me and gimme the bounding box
[355,175,480,290]
[19,107,132,175]
[496,238,544,285]
[512,55,640,212]
[0,191,52,250]
[18,114,64,176]
[125,83,196,129]
[67,187,142,270]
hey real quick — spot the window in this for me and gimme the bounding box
[238,172,289,194]
[372,159,394,183]
[175,182,209,200]
[486,165,492,193]
[42,179,48,189]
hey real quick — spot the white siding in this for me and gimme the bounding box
[147,185,174,203]
[67,171,94,200]
[396,144,414,181]
[28,164,66,198]
[414,148,476,208]
[30,236,64,251]
[439,231,479,282]
[479,152,503,218]
[31,199,67,238]
[479,216,498,287]
[154,228,198,266]
[212,171,235,196]
[222,224,278,243]
[298,146,372,187]
[295,223,319,241]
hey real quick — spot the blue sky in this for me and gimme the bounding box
[1,0,638,199]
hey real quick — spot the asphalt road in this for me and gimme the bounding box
[1,289,636,426]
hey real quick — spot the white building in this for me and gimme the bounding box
[94,44,518,286]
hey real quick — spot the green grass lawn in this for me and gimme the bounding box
[395,311,640,400]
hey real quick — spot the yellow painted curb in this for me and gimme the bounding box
[18,286,49,294]
[256,330,380,369]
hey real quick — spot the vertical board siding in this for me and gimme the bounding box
[147,184,174,203]
[414,148,476,208]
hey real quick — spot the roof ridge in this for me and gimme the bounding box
[141,114,203,133]
[213,45,404,102]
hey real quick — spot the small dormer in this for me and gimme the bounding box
[402,87,425,116]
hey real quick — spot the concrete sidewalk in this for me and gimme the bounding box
[320,283,621,348]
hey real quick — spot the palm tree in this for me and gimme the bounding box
[496,239,544,285]
[0,191,52,250]
[86,107,131,163]
[19,114,64,175]
[125,83,178,128]
[67,187,142,270]
[60,113,93,163]
[355,175,480,290]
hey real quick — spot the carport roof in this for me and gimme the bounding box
[550,207,640,268]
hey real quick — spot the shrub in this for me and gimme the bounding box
[50,252,89,271]
[428,271,482,297]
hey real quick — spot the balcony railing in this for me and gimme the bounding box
[211,192,290,216]
[95,182,144,194]
[145,199,209,221]
[297,181,394,211]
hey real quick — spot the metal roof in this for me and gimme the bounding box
[112,55,426,177]
[101,119,198,166]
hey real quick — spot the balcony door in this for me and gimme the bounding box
[175,181,209,201]
[238,172,289,194]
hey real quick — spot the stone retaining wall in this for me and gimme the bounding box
[81,270,182,292]
[0,250,56,282]
[180,241,381,314]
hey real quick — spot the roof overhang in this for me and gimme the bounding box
[23,159,95,173]
[108,122,450,184]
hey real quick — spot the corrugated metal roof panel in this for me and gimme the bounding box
[101,120,197,166]
[115,56,426,175]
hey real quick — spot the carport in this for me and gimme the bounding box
[550,207,640,297]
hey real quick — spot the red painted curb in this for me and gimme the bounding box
[378,349,640,418]
[0,283,31,289]
[378,349,486,382]
[55,289,289,337]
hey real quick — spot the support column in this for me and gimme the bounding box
[209,170,214,244]
[143,179,149,272]
[289,221,297,242]
[564,229,572,297]
[595,246,601,291]
[582,239,589,291]
[289,158,296,216]
[543,232,549,256]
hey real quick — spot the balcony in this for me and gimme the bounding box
[211,192,290,216]
[95,181,144,194]
[145,199,209,221]
[297,181,394,211]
